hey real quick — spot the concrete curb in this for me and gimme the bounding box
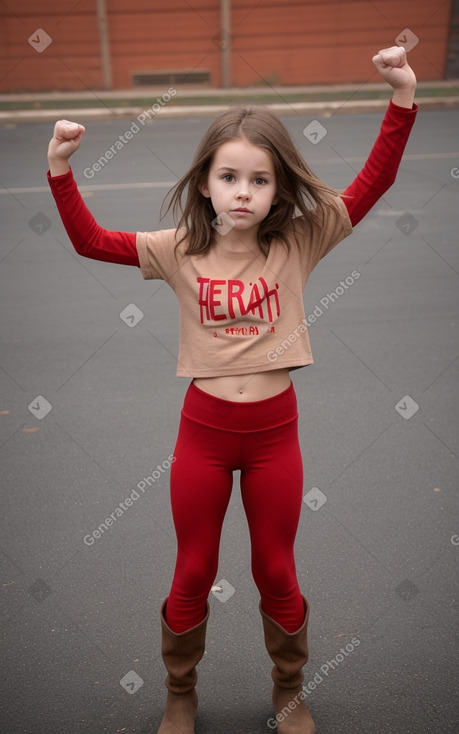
[1,96,459,124]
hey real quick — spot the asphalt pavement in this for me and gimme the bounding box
[0,105,458,733]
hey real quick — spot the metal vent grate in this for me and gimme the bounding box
[132,70,210,86]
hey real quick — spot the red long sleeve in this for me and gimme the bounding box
[47,100,416,265]
[342,99,418,226]
[47,169,140,266]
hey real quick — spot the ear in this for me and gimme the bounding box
[199,181,210,198]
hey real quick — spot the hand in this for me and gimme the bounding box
[47,119,86,176]
[48,119,86,162]
[372,46,416,108]
[372,46,417,90]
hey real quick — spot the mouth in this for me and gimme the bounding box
[232,208,252,213]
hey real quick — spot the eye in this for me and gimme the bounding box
[254,177,267,185]
[222,173,234,182]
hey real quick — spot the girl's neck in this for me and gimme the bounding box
[214,228,259,255]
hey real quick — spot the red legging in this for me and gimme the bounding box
[165,381,306,634]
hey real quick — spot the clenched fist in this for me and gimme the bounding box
[48,119,85,176]
[372,46,417,108]
[48,119,85,160]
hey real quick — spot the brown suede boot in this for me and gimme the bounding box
[157,598,209,734]
[260,597,316,734]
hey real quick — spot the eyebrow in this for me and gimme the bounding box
[216,166,273,176]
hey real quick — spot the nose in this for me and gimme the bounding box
[236,180,251,200]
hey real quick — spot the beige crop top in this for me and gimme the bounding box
[136,198,352,377]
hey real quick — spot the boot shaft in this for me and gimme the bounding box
[260,596,310,689]
[160,598,210,695]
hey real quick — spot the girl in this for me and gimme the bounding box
[47,46,417,734]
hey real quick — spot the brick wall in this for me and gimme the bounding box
[108,0,220,89]
[229,0,452,86]
[0,0,103,92]
[0,0,453,92]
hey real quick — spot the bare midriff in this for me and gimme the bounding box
[193,367,291,402]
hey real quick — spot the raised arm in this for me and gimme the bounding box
[47,120,139,266]
[343,46,417,226]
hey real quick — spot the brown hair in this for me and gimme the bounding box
[161,105,343,256]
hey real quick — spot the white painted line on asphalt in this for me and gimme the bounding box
[0,181,177,194]
[1,152,458,195]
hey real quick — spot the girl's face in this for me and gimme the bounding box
[200,137,278,236]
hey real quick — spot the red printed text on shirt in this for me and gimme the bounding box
[197,277,280,324]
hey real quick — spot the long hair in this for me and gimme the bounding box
[161,106,343,256]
